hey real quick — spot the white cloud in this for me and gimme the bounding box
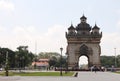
[0,25,6,32]
[101,18,120,56]
[101,32,120,56]
[0,0,15,11]
[117,10,120,14]
[37,25,67,54]
[1,24,120,56]
[117,20,120,28]
[0,25,67,55]
[13,26,37,36]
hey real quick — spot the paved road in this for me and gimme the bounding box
[78,72,120,81]
[0,72,120,81]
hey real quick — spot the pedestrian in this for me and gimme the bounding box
[101,66,105,72]
[91,66,94,72]
[94,66,97,73]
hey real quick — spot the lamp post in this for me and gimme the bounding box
[5,51,9,76]
[60,47,63,76]
[114,48,117,67]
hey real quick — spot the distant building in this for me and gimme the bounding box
[32,59,49,70]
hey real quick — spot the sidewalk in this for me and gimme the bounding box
[0,72,120,81]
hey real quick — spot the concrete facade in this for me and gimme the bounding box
[66,15,102,68]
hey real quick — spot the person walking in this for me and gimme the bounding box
[94,66,97,73]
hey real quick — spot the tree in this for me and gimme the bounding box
[49,56,57,67]
[100,56,115,67]
[15,46,35,69]
[57,56,67,68]
[116,55,120,67]
[38,52,68,68]
[0,47,15,68]
[0,46,35,70]
[38,52,60,59]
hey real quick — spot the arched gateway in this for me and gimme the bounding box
[66,15,102,69]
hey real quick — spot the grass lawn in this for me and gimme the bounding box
[0,71,74,76]
[114,72,120,74]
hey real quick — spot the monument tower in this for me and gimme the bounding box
[66,15,102,68]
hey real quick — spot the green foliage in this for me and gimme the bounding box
[15,46,35,68]
[115,72,120,74]
[49,56,57,67]
[38,52,67,68]
[117,55,120,67]
[100,55,120,67]
[38,52,60,59]
[0,47,68,70]
[0,48,15,68]
[0,46,35,69]
[49,56,67,68]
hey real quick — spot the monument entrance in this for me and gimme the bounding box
[79,55,88,69]
[66,15,102,69]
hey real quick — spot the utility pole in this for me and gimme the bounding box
[114,48,117,67]
[34,41,37,69]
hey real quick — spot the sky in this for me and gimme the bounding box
[0,0,120,58]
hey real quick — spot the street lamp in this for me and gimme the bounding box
[60,47,63,76]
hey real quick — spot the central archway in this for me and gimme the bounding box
[79,55,88,69]
[78,44,90,68]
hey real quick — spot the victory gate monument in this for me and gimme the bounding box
[66,15,102,69]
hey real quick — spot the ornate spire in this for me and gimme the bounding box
[92,23,100,30]
[71,21,73,26]
[68,23,75,30]
[80,14,87,23]
[80,14,87,20]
